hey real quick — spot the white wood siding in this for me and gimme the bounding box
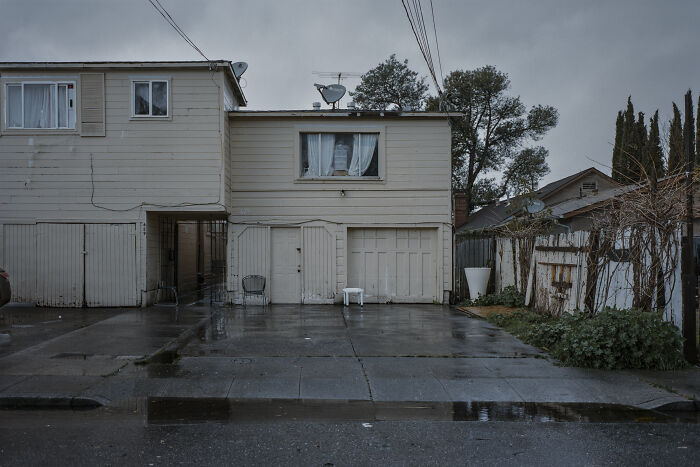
[228,116,453,302]
[36,223,84,307]
[1,224,37,302]
[1,222,138,307]
[0,69,228,223]
[302,225,335,303]
[85,223,137,306]
[348,228,437,303]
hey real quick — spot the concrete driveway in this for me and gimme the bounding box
[156,304,691,408]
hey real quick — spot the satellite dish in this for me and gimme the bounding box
[314,83,346,107]
[232,62,248,79]
[523,198,545,214]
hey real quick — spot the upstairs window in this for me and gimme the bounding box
[132,80,168,117]
[300,132,379,178]
[5,82,76,129]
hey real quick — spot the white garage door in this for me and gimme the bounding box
[347,228,437,303]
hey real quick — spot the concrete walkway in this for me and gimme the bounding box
[0,304,698,411]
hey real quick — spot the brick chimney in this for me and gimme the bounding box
[454,193,468,228]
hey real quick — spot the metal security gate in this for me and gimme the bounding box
[207,220,227,304]
[454,236,495,302]
[157,218,227,305]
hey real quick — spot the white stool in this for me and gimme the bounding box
[343,287,364,307]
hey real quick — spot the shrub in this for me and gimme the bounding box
[463,285,525,308]
[487,308,688,370]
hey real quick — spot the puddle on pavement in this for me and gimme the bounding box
[142,398,700,425]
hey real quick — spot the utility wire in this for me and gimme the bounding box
[429,0,444,84]
[146,0,209,61]
[401,0,441,95]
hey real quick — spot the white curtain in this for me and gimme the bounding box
[6,85,22,127]
[24,84,54,128]
[349,133,377,176]
[305,133,335,177]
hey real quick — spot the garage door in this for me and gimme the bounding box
[347,228,437,303]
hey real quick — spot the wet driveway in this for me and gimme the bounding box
[146,304,688,408]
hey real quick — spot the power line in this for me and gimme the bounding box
[429,0,444,84]
[146,0,209,61]
[401,0,442,95]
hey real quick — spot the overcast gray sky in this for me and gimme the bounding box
[2,0,698,186]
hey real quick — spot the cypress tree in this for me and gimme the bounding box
[612,111,624,182]
[619,97,636,183]
[647,110,664,179]
[684,90,696,169]
[635,112,648,181]
[696,96,700,166]
[668,103,684,174]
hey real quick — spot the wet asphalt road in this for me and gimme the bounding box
[1,409,700,466]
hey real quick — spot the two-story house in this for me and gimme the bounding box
[0,61,453,307]
[227,110,453,304]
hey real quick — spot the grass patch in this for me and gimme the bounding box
[487,308,689,370]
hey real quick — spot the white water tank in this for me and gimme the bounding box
[464,267,491,300]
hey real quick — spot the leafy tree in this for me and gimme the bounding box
[426,66,558,213]
[646,110,664,179]
[612,111,624,183]
[668,103,684,174]
[351,54,428,110]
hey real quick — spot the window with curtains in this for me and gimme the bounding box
[300,132,379,178]
[5,82,76,129]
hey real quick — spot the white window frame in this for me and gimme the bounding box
[130,79,170,118]
[294,125,386,183]
[4,81,76,130]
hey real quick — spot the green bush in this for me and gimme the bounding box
[463,285,525,308]
[486,308,688,370]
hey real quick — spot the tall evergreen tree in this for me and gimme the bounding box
[668,103,684,174]
[646,110,664,179]
[684,90,696,169]
[697,96,700,166]
[612,111,624,182]
[619,97,637,183]
[634,112,648,181]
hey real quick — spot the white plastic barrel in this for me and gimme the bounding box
[464,267,491,300]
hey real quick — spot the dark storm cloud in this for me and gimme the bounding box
[2,0,698,184]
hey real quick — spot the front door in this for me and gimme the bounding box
[270,227,301,303]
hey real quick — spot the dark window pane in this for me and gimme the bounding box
[152,81,168,116]
[134,82,149,115]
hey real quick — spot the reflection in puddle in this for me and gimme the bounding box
[143,398,700,425]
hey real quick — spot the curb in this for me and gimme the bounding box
[0,395,104,409]
[134,315,210,365]
[645,399,699,412]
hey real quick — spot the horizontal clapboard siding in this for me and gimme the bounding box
[228,116,453,300]
[0,69,226,222]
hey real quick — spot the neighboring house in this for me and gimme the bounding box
[457,167,620,233]
[0,62,453,306]
[0,61,245,307]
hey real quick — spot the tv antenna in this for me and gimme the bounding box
[312,71,363,85]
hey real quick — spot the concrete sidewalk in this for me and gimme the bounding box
[0,304,698,411]
[0,304,211,407]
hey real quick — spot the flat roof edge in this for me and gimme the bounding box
[228,111,456,118]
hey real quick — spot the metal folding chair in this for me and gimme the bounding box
[242,275,266,310]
